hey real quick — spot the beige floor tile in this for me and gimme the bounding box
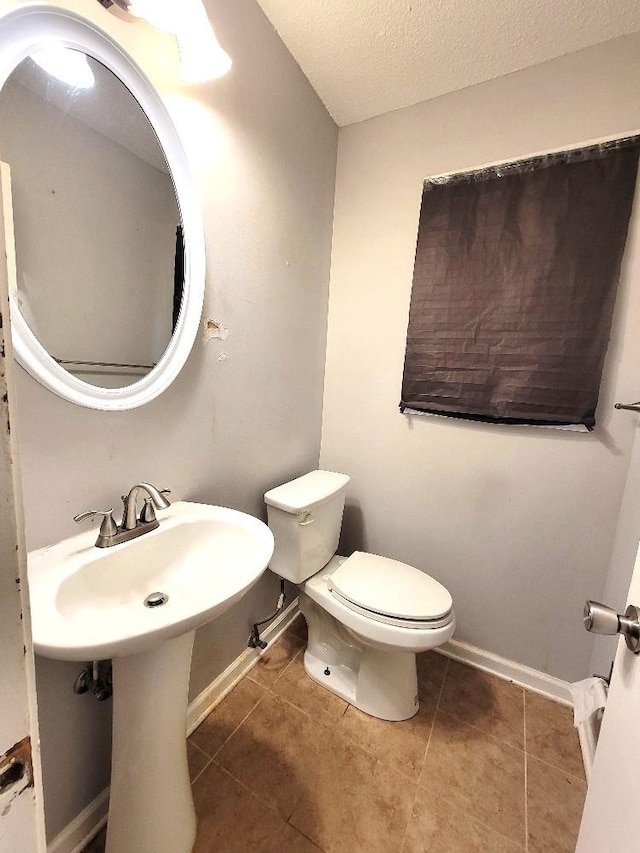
[189,678,266,757]
[439,660,525,748]
[416,650,448,700]
[188,740,211,781]
[249,631,305,688]
[525,692,585,779]
[336,696,437,780]
[420,711,526,846]
[272,649,348,725]
[527,755,587,853]
[289,732,416,853]
[402,788,525,852]
[215,691,323,819]
[192,762,293,853]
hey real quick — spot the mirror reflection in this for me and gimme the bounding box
[0,49,183,388]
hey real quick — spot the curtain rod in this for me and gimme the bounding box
[423,133,640,190]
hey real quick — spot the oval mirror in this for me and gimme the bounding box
[0,7,205,409]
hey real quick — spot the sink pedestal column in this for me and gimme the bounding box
[105,630,196,853]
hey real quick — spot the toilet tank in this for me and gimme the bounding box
[264,470,350,583]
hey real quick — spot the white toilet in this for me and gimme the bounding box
[264,469,455,721]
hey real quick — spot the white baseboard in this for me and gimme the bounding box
[187,597,300,735]
[46,599,301,853]
[46,788,108,853]
[436,638,573,705]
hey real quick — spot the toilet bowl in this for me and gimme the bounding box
[264,470,455,721]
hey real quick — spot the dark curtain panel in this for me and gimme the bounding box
[172,224,185,333]
[400,140,640,428]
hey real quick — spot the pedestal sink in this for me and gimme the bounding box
[28,501,274,853]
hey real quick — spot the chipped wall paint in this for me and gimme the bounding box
[203,318,229,342]
[0,737,33,816]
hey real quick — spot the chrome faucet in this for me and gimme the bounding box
[74,482,171,548]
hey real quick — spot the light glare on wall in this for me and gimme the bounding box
[32,48,95,89]
[100,0,232,83]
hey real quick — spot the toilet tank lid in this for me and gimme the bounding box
[264,470,350,513]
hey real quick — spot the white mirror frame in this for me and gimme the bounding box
[0,5,205,410]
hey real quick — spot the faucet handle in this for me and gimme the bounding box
[73,508,118,540]
[140,490,171,524]
[140,498,157,524]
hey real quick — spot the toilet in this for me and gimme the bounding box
[264,469,455,721]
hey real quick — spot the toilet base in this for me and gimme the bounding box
[304,646,418,721]
[300,593,419,721]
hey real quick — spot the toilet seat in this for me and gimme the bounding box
[327,551,453,630]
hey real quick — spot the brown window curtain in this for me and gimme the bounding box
[400,138,640,429]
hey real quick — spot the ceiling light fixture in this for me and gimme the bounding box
[97,0,232,83]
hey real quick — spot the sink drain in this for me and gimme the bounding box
[144,592,169,608]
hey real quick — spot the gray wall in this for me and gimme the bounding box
[320,33,640,684]
[5,0,337,839]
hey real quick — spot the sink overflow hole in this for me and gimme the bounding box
[144,592,169,608]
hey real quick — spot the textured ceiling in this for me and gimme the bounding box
[253,0,640,126]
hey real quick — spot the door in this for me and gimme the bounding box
[0,158,45,852]
[577,526,640,850]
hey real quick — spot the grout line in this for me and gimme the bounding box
[414,784,527,850]
[421,656,527,850]
[432,706,527,753]
[189,754,213,787]
[266,645,351,724]
[259,659,421,787]
[398,784,417,853]
[188,737,214,784]
[417,654,450,785]
[524,751,587,784]
[212,691,267,760]
[402,656,452,852]
[191,686,268,767]
[273,643,306,684]
[435,654,451,710]
[268,683,350,732]
[188,738,209,759]
[284,821,324,851]
[430,661,528,753]
[215,762,291,819]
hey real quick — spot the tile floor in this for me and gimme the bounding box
[84,615,586,853]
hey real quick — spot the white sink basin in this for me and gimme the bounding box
[28,500,274,661]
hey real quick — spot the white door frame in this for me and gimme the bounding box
[0,140,46,851]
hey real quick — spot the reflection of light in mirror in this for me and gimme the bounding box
[31,48,95,89]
